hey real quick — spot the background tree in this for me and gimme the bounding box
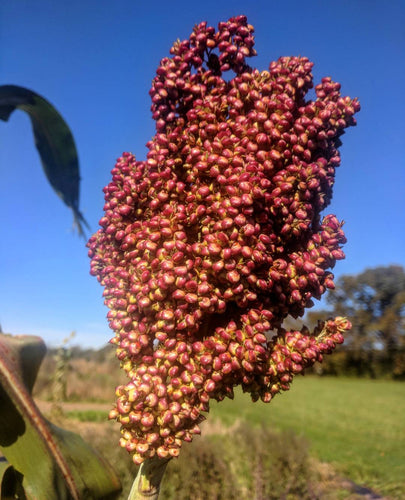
[308,265,405,378]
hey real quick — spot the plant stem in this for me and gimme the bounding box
[128,456,171,500]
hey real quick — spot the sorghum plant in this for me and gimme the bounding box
[88,14,359,497]
[0,87,118,499]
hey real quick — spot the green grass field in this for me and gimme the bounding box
[207,377,405,499]
[65,377,405,498]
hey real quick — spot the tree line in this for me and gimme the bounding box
[307,265,405,379]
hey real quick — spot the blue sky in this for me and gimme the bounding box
[1,0,404,348]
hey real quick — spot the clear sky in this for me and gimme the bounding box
[1,0,404,348]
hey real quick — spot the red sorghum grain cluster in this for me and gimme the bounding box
[88,15,359,464]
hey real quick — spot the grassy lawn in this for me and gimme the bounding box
[64,377,405,498]
[208,377,405,499]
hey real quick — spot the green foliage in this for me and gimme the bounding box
[307,265,405,378]
[0,333,122,499]
[0,84,88,235]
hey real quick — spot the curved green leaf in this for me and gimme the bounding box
[0,85,89,236]
[48,422,122,500]
[0,334,121,500]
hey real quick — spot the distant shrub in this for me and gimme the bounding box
[33,346,126,402]
[160,422,315,500]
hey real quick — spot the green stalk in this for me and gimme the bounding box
[128,456,171,500]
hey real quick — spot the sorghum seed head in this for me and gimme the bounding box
[88,15,358,464]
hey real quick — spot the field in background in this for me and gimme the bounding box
[35,348,405,499]
[208,378,405,499]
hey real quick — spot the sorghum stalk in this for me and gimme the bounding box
[88,15,359,497]
[128,456,170,500]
